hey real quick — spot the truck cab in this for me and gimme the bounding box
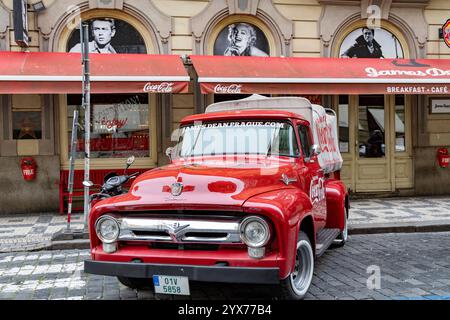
[84,96,349,300]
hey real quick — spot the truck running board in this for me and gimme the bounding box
[315,228,341,257]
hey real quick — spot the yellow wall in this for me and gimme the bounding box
[152,0,209,56]
[8,1,450,143]
[151,0,208,126]
[274,0,321,57]
[152,0,322,57]
[152,0,323,126]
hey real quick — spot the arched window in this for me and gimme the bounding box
[339,27,404,59]
[213,22,270,57]
[66,18,147,54]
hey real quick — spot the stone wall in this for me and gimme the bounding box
[0,156,60,214]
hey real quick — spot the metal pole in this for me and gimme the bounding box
[67,110,79,231]
[81,22,91,230]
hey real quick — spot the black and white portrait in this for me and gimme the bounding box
[67,18,146,54]
[214,23,269,57]
[340,27,404,59]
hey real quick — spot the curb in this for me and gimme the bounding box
[49,239,90,250]
[349,220,450,235]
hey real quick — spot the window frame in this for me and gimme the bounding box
[297,122,313,161]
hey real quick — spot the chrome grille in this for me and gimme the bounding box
[118,217,242,244]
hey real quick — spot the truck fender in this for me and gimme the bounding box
[324,179,349,230]
[243,189,313,279]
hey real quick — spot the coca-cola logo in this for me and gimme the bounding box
[309,176,325,205]
[143,82,174,93]
[100,117,128,130]
[214,84,242,94]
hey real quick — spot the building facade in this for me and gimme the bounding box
[0,0,449,213]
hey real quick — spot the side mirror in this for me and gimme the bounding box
[125,156,135,172]
[126,155,135,166]
[166,147,174,161]
[310,144,321,157]
[83,180,94,188]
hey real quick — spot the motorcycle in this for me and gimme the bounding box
[83,156,139,205]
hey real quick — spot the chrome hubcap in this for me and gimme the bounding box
[342,212,348,241]
[289,240,314,296]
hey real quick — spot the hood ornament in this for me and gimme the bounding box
[280,174,297,186]
[171,182,184,196]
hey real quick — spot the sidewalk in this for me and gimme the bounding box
[349,196,450,234]
[0,213,84,253]
[1,195,450,253]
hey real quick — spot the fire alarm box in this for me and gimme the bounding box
[21,157,37,181]
[437,148,450,168]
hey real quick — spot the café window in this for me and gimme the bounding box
[13,111,42,140]
[11,95,43,140]
[68,94,150,159]
[395,95,406,152]
[358,95,385,158]
[338,95,349,153]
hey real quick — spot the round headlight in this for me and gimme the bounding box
[240,216,271,248]
[95,216,120,244]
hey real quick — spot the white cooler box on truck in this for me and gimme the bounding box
[205,95,343,174]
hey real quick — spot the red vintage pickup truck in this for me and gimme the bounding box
[84,96,349,299]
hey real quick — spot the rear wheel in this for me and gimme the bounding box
[278,231,314,300]
[117,277,152,290]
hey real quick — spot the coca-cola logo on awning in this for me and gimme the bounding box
[214,84,242,94]
[143,82,174,93]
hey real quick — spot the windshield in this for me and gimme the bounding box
[173,120,299,159]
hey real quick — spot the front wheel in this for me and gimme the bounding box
[117,277,152,290]
[278,231,314,300]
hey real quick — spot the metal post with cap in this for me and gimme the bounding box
[81,21,91,231]
[51,22,91,244]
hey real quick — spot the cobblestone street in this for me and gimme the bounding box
[0,232,449,300]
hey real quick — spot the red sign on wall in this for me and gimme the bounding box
[443,19,450,48]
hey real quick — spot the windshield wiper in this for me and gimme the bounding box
[266,128,280,157]
[186,126,203,158]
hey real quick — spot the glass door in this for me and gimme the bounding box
[355,95,392,192]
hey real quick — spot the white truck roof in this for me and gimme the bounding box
[206,95,319,124]
[205,95,343,173]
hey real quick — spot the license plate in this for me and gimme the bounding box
[153,275,190,295]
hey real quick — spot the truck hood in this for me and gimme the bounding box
[97,158,298,210]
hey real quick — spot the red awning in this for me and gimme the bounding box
[0,51,190,94]
[190,55,450,95]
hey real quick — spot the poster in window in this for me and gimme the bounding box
[213,23,269,57]
[339,28,404,59]
[67,18,146,54]
[13,111,42,140]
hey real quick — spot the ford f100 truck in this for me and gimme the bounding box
[84,96,349,300]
